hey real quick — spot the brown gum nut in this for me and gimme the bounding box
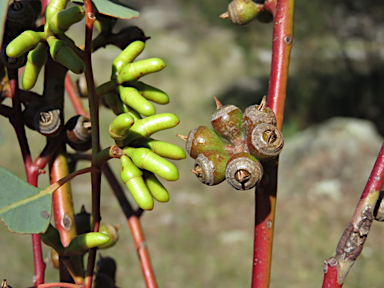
[66,115,91,144]
[248,123,284,160]
[225,152,263,190]
[194,150,231,186]
[186,126,233,159]
[242,104,277,138]
[211,104,244,146]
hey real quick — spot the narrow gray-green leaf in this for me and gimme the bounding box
[92,0,139,19]
[0,0,9,48]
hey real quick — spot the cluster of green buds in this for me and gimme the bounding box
[4,0,85,90]
[180,96,283,190]
[99,40,185,211]
[220,0,273,26]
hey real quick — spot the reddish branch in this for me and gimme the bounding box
[82,2,103,288]
[251,0,294,287]
[322,143,384,287]
[7,69,46,286]
[65,75,89,118]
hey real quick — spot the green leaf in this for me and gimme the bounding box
[92,0,139,19]
[0,0,10,48]
[0,167,52,234]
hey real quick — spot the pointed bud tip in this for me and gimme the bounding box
[213,96,223,109]
[176,134,187,141]
[220,12,229,19]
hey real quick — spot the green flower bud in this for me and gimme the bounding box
[64,232,110,256]
[22,43,48,90]
[129,81,169,105]
[118,85,156,117]
[143,171,170,203]
[124,113,180,144]
[123,147,179,181]
[112,41,145,78]
[109,113,135,146]
[120,155,154,210]
[6,30,44,58]
[39,224,65,254]
[133,138,186,160]
[116,58,166,84]
[48,36,85,74]
[48,5,85,34]
[45,0,68,21]
[98,223,119,249]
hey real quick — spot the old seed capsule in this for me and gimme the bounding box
[23,103,64,137]
[96,256,117,282]
[186,126,233,159]
[193,150,231,186]
[74,205,91,235]
[242,96,277,138]
[220,0,263,26]
[211,100,244,146]
[66,115,92,151]
[225,152,263,190]
[247,123,284,160]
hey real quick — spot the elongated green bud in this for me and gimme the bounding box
[133,138,186,160]
[119,86,156,116]
[45,0,68,20]
[116,58,166,84]
[22,43,48,90]
[48,6,85,34]
[130,81,169,105]
[143,171,170,202]
[112,41,145,78]
[64,232,110,256]
[6,31,44,58]
[120,155,154,210]
[104,93,125,115]
[98,223,119,249]
[109,113,135,146]
[124,113,180,144]
[48,36,85,74]
[39,224,65,254]
[123,147,179,181]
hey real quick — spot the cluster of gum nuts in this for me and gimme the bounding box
[179,96,284,190]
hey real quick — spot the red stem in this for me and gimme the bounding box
[28,283,80,288]
[82,2,102,288]
[65,75,89,118]
[251,0,294,287]
[8,69,46,286]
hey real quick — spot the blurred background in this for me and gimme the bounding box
[1,0,384,287]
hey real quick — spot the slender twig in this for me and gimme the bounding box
[28,283,80,288]
[81,2,102,288]
[65,75,89,118]
[251,0,294,287]
[322,143,384,287]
